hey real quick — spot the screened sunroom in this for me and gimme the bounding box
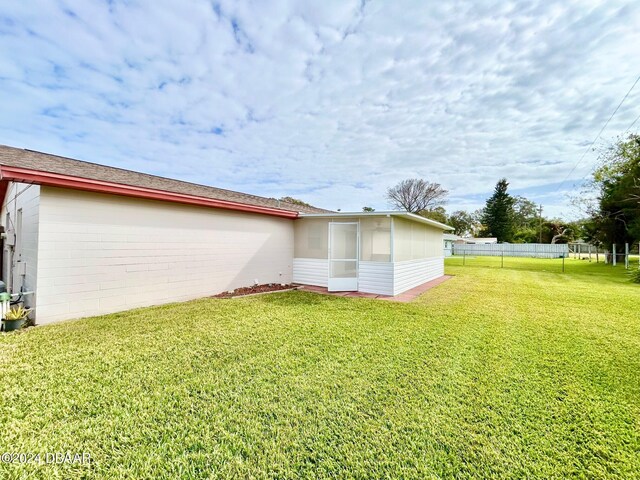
[292,212,453,296]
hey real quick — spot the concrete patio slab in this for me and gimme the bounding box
[296,275,452,303]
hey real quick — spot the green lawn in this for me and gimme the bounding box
[1,259,639,479]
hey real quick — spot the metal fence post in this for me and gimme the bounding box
[501,249,504,268]
[625,243,629,269]
[613,244,617,266]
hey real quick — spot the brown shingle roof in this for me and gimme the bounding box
[0,145,330,214]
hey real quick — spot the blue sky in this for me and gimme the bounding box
[1,1,639,218]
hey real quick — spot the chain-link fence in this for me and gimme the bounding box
[447,242,640,273]
[568,242,640,269]
[447,249,569,272]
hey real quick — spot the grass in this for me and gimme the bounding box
[1,258,639,479]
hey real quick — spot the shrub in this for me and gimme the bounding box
[4,305,31,320]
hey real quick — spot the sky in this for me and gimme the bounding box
[1,1,639,218]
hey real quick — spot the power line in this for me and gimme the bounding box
[576,99,640,187]
[622,111,640,135]
[555,73,640,193]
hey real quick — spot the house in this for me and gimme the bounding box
[455,237,497,245]
[0,146,452,325]
[444,234,498,256]
[443,233,460,257]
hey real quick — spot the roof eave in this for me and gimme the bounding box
[0,166,299,219]
[298,211,454,230]
[401,212,454,230]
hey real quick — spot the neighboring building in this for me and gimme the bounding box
[443,233,460,257]
[454,237,497,245]
[0,146,452,324]
[444,235,498,256]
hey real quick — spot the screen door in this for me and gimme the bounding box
[328,222,358,291]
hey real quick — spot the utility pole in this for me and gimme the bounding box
[538,204,543,243]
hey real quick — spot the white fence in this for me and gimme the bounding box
[452,243,569,258]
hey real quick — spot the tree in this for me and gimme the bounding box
[419,206,448,224]
[511,196,542,243]
[387,179,448,213]
[362,206,375,212]
[587,134,640,249]
[448,210,475,236]
[512,227,538,243]
[513,196,539,230]
[550,227,570,244]
[480,179,516,242]
[522,219,581,244]
[470,209,484,237]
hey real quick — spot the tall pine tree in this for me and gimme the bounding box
[481,179,515,242]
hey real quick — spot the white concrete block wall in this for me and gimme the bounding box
[35,187,294,324]
[1,182,40,311]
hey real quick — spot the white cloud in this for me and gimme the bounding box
[0,0,639,217]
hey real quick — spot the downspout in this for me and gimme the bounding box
[5,229,12,295]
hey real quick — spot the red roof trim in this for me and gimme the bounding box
[0,179,7,207]
[0,166,299,219]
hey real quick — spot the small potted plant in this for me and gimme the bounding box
[2,305,31,332]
